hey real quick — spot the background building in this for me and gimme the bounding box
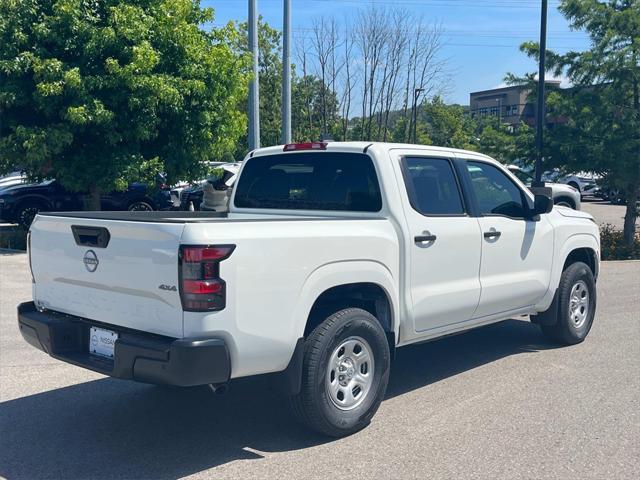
[469,81,561,127]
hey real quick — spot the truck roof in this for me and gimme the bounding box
[246,141,495,163]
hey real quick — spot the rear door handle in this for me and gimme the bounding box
[415,234,437,243]
[483,230,501,239]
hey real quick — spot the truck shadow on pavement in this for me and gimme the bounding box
[0,319,558,479]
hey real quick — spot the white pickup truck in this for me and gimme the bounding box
[18,142,600,437]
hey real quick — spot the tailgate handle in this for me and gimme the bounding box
[71,225,111,248]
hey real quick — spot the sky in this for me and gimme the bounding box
[204,0,591,105]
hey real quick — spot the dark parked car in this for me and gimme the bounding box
[0,179,172,227]
[179,182,205,211]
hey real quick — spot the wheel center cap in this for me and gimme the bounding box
[340,358,356,380]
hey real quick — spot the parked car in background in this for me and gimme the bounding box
[507,165,581,210]
[0,179,172,227]
[0,171,26,190]
[545,171,601,199]
[178,181,205,211]
[200,163,240,212]
[171,161,230,210]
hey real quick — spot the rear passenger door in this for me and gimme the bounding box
[398,156,483,333]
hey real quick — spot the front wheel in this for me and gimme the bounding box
[539,261,596,345]
[289,308,390,437]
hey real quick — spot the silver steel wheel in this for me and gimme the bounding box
[326,336,375,411]
[569,280,590,328]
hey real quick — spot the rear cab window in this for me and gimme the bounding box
[401,157,466,216]
[233,152,382,212]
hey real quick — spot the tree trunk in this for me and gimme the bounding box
[625,75,640,250]
[623,174,639,250]
[87,185,102,211]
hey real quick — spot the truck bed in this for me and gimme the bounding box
[38,211,383,223]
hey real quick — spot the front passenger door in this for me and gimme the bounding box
[464,160,554,318]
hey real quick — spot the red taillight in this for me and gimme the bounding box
[179,245,235,311]
[182,246,234,263]
[182,280,223,295]
[283,142,327,151]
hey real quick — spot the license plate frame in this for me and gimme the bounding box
[89,326,118,358]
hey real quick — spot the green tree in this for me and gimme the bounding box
[475,117,516,163]
[517,0,639,247]
[421,98,476,150]
[0,0,248,208]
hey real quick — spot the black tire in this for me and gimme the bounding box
[289,307,390,437]
[539,261,596,345]
[127,199,154,212]
[15,200,46,228]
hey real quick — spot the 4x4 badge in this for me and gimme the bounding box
[158,284,177,292]
[83,250,99,272]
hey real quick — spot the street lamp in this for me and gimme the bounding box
[412,88,425,144]
[248,0,260,150]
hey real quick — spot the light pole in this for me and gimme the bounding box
[412,88,424,144]
[533,0,548,188]
[281,0,291,144]
[248,0,260,150]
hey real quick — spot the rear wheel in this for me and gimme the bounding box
[289,307,390,437]
[127,199,154,212]
[539,261,596,345]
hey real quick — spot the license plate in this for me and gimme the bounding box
[89,326,118,358]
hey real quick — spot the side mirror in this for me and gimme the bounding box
[533,194,553,216]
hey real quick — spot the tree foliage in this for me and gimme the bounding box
[0,0,248,207]
[516,0,639,246]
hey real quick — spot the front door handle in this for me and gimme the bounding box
[483,230,502,239]
[415,234,437,243]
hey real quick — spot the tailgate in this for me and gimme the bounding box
[29,215,185,338]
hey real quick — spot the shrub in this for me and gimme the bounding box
[0,227,27,251]
[599,223,640,260]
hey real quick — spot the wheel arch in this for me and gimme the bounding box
[554,195,576,209]
[275,261,399,397]
[535,233,599,313]
[15,195,52,210]
[567,181,580,191]
[294,261,400,344]
[14,195,52,225]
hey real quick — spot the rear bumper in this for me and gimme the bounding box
[17,302,230,387]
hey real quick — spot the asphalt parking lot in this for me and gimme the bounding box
[1,253,639,480]
[581,200,634,231]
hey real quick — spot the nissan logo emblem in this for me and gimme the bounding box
[83,250,99,272]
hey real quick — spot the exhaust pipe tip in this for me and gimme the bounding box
[207,383,228,395]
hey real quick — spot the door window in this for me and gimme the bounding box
[402,157,465,215]
[467,161,526,218]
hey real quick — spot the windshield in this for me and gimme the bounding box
[234,152,382,212]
